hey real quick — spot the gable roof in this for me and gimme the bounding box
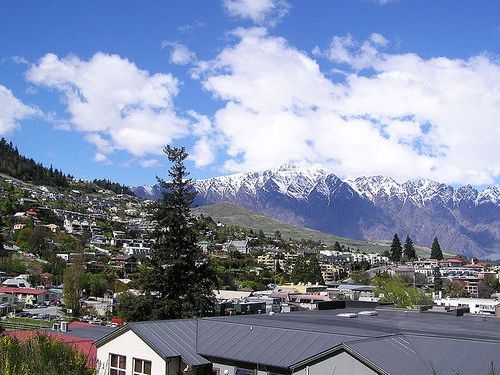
[97,308,500,372]
[96,319,210,367]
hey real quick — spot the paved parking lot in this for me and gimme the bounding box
[22,306,64,317]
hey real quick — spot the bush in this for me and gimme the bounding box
[0,333,95,375]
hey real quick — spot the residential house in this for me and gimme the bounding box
[0,287,50,306]
[96,307,500,375]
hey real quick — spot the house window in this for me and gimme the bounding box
[133,358,152,375]
[212,368,220,375]
[235,368,254,375]
[109,354,126,375]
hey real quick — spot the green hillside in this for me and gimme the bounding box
[193,203,448,257]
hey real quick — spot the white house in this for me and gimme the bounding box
[95,308,500,375]
[434,297,500,315]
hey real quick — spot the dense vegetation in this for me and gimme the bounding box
[119,146,217,321]
[0,138,69,187]
[0,333,94,375]
[92,179,133,195]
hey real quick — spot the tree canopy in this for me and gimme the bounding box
[390,233,403,262]
[403,235,417,261]
[123,145,217,321]
[290,255,325,284]
[430,237,443,260]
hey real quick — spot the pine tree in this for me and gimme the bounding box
[290,255,308,283]
[290,255,324,284]
[333,241,342,253]
[307,255,325,284]
[430,237,443,260]
[390,233,403,262]
[433,267,443,291]
[138,146,217,320]
[403,235,416,261]
[0,218,6,258]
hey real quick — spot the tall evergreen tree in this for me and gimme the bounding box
[403,235,417,261]
[333,241,342,253]
[430,237,443,260]
[390,233,403,262]
[290,255,324,284]
[307,255,325,284]
[290,255,308,283]
[0,219,6,258]
[433,267,443,291]
[138,146,217,320]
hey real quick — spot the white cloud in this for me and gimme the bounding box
[162,42,196,65]
[222,0,289,26]
[197,29,500,185]
[26,53,189,161]
[93,152,112,165]
[187,110,217,167]
[0,85,39,135]
[139,158,160,168]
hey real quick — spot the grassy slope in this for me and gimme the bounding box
[193,203,442,256]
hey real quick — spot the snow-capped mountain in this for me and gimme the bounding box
[132,164,500,258]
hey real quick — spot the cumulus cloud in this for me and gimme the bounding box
[26,53,189,162]
[197,29,500,185]
[162,41,196,65]
[0,85,39,135]
[93,152,112,165]
[222,0,289,26]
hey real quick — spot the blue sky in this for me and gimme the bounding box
[1,0,499,186]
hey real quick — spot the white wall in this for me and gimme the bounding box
[97,329,167,375]
[292,351,378,375]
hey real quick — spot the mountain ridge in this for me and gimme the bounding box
[132,164,500,258]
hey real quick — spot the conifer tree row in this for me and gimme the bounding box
[0,138,69,187]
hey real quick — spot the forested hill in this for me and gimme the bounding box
[0,138,69,187]
[0,138,133,195]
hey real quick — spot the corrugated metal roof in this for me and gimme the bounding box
[129,320,210,366]
[196,319,357,369]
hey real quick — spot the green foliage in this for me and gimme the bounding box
[0,333,94,375]
[443,279,468,298]
[351,270,370,285]
[390,233,403,262]
[372,274,432,308]
[431,237,443,260]
[477,275,500,298]
[333,241,342,253]
[0,255,27,274]
[290,255,324,284]
[117,292,153,322]
[92,178,134,195]
[63,259,85,315]
[131,146,217,321]
[83,273,110,297]
[0,138,69,187]
[403,235,416,260]
[433,267,443,291]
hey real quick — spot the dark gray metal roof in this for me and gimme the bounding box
[129,320,210,366]
[44,324,114,341]
[196,319,357,369]
[97,308,500,373]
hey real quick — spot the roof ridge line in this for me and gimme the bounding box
[200,317,372,338]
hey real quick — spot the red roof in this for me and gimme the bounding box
[26,210,37,216]
[111,317,124,325]
[6,330,96,366]
[0,287,47,295]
